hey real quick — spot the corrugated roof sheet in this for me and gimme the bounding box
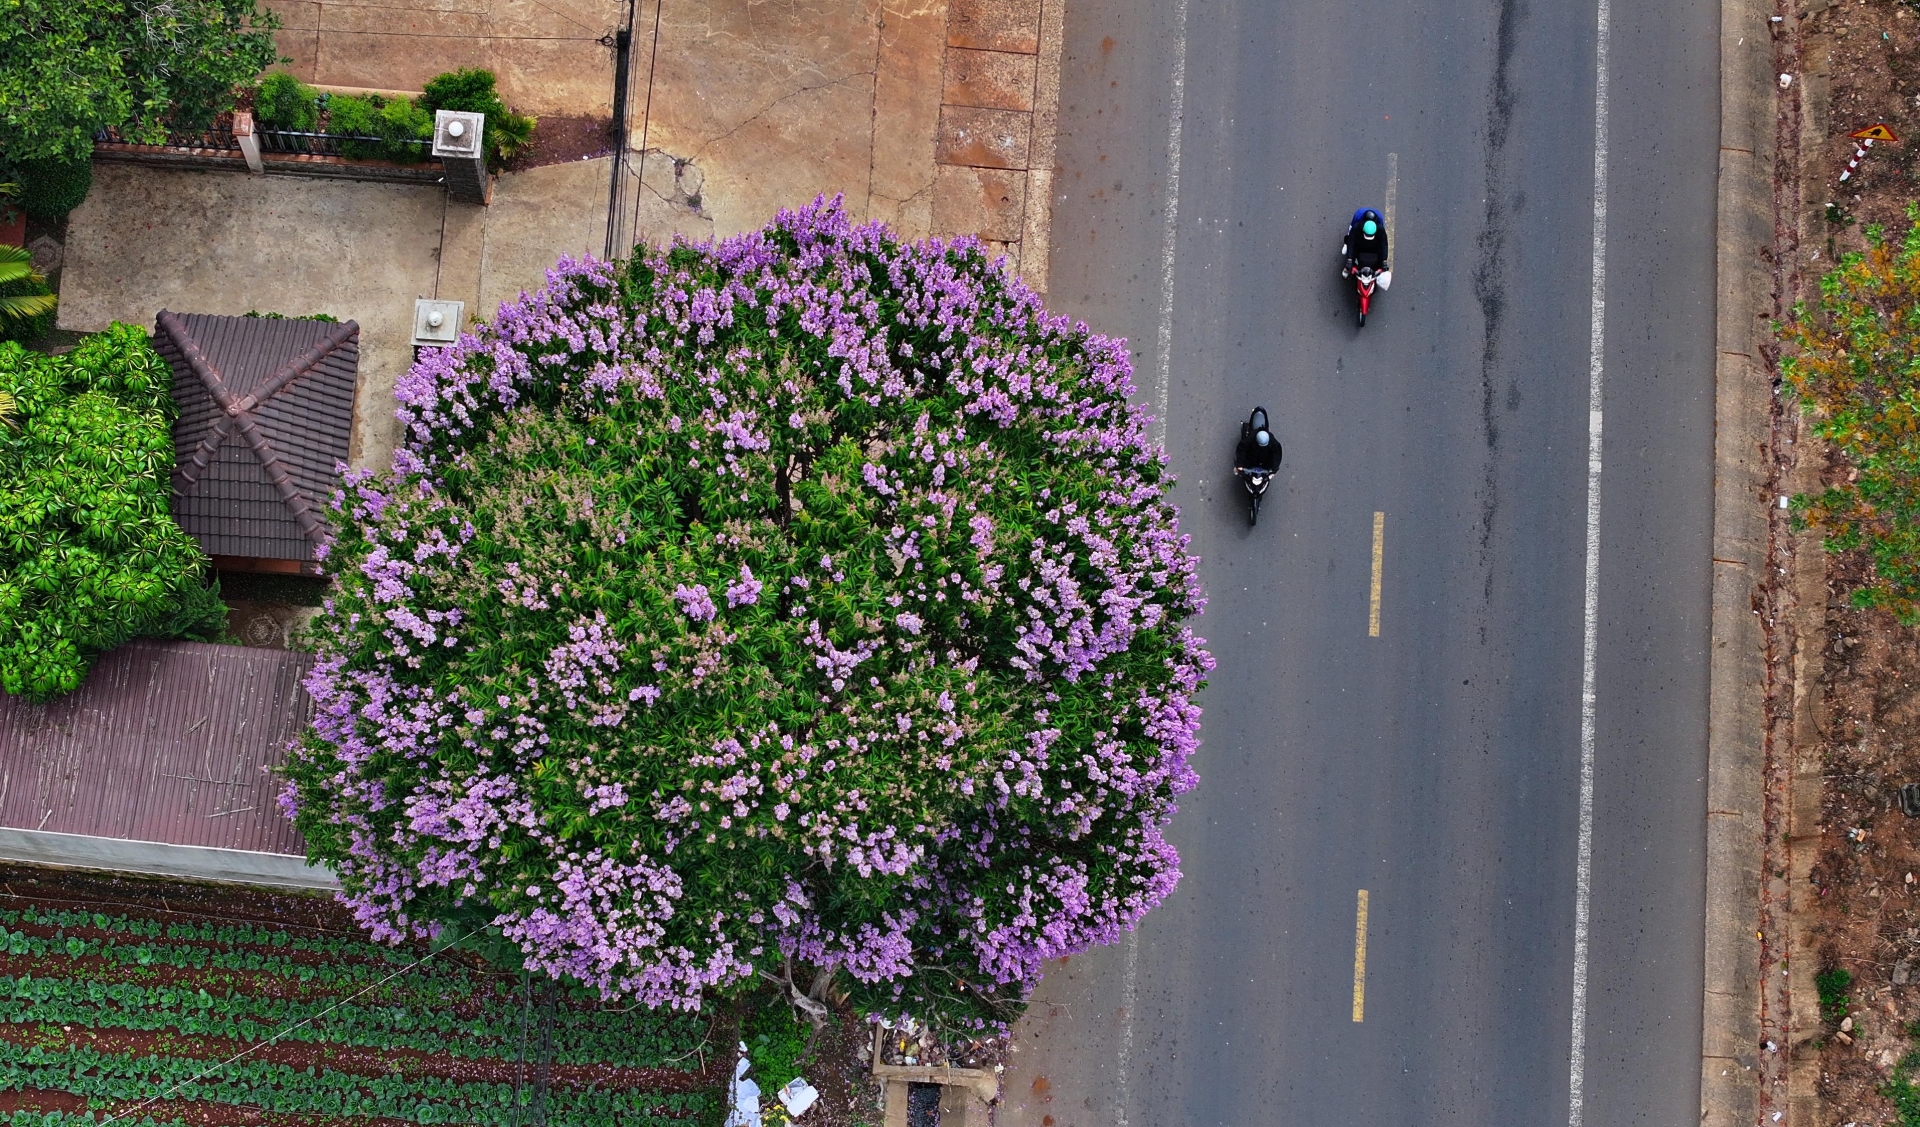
[0,641,314,855]
[158,313,359,563]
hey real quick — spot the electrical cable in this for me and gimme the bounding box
[277,26,605,40]
[626,0,664,255]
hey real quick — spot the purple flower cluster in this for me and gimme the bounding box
[284,197,1211,1025]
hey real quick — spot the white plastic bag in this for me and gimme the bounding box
[724,1046,763,1127]
[1376,269,1393,291]
[780,1078,821,1117]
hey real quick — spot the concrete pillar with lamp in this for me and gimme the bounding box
[414,298,466,351]
[433,110,489,205]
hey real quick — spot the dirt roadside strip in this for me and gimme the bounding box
[1702,0,1777,1120]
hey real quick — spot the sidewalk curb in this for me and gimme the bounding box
[1020,0,1066,294]
[1701,0,1777,1120]
[1782,16,1833,1127]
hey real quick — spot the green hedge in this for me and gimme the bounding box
[253,72,318,131]
[325,93,433,162]
[246,69,535,168]
[11,156,92,221]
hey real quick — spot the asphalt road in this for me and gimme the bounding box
[997,0,1718,1122]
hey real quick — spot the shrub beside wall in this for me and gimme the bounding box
[245,69,534,167]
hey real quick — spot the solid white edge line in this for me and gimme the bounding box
[1568,0,1610,1119]
[1152,0,1188,447]
[1125,2,1187,1121]
[1116,927,1140,1127]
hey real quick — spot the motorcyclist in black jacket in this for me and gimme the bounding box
[1342,208,1390,277]
[1235,408,1281,475]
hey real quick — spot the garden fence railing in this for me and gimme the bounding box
[255,128,432,160]
[94,123,238,151]
[95,125,431,162]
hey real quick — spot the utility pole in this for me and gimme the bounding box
[603,0,637,259]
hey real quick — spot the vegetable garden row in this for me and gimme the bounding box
[0,896,725,1125]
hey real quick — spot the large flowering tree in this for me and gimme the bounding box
[284,199,1210,1027]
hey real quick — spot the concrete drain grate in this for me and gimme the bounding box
[906,1082,942,1127]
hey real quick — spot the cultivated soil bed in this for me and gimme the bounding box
[503,115,613,172]
[1793,0,1920,1120]
[1806,555,1920,1121]
[0,863,884,1126]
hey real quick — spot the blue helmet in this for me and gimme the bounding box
[1255,429,1272,447]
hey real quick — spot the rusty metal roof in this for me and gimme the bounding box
[0,640,314,855]
[157,312,359,563]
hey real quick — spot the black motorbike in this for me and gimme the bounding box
[1234,407,1281,527]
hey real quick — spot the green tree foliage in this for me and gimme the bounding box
[284,201,1210,1030]
[0,0,281,164]
[0,324,226,699]
[419,67,536,170]
[1782,204,1920,622]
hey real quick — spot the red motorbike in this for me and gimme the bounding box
[1347,263,1388,327]
[1352,265,1378,327]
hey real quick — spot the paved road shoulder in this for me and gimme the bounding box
[1701,0,1777,1120]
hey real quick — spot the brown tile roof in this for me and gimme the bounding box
[157,312,359,563]
[0,641,313,855]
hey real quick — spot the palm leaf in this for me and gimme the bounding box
[0,389,14,430]
[0,292,56,324]
[0,245,54,328]
[0,245,41,287]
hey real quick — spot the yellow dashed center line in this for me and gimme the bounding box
[1369,511,1385,637]
[1353,889,1370,1022]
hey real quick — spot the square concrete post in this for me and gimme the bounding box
[233,111,264,174]
[432,110,490,206]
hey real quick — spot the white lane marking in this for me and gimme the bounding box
[1152,0,1189,446]
[1116,928,1139,1127]
[1568,0,1610,1119]
[1131,0,1187,1109]
[1384,153,1398,250]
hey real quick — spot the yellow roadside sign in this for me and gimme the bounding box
[1852,124,1899,142]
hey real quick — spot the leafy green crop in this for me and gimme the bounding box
[0,1040,708,1125]
[6,1113,188,1127]
[0,895,720,1124]
[0,915,707,1067]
